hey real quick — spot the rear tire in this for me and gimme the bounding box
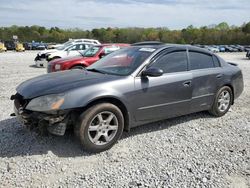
[74,103,124,153]
[209,86,233,117]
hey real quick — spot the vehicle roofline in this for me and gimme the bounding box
[130,44,214,77]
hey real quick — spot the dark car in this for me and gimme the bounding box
[36,43,47,50]
[23,42,32,50]
[32,42,47,50]
[235,45,245,52]
[4,41,15,50]
[225,46,238,52]
[11,43,244,152]
[47,43,129,73]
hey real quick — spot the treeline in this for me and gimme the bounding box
[0,22,250,45]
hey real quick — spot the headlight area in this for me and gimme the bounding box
[26,94,65,112]
[54,64,61,71]
[12,93,77,136]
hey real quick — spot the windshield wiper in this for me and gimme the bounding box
[86,68,107,74]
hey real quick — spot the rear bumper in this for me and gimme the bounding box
[233,71,244,100]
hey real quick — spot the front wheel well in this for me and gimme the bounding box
[80,98,130,132]
[50,56,61,61]
[70,64,86,69]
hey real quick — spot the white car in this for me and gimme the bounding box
[35,42,75,67]
[35,39,100,67]
[207,47,220,53]
[47,42,93,63]
[49,39,100,49]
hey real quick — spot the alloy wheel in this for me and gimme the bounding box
[88,111,118,145]
[217,90,231,112]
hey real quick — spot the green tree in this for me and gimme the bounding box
[242,22,250,33]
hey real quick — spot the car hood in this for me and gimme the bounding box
[39,49,59,55]
[51,56,83,64]
[16,70,119,99]
[49,51,66,57]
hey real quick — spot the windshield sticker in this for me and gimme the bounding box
[139,48,156,52]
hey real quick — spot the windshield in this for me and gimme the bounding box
[82,46,101,57]
[56,42,73,50]
[86,47,155,76]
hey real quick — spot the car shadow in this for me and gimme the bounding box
[122,111,213,139]
[29,65,44,68]
[0,112,213,158]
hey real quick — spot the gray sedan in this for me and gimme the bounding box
[12,43,244,152]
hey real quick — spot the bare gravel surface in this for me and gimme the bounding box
[0,51,249,187]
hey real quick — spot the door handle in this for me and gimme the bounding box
[216,74,223,79]
[183,81,191,87]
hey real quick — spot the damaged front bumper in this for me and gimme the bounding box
[35,59,48,67]
[34,54,48,67]
[12,94,71,136]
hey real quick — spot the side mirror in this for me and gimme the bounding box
[99,52,106,58]
[142,67,163,77]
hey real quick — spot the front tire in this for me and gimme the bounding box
[209,86,233,117]
[71,65,85,70]
[74,103,124,152]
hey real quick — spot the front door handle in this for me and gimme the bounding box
[183,81,192,87]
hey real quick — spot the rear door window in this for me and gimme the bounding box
[189,51,215,70]
[213,55,221,67]
[76,44,86,50]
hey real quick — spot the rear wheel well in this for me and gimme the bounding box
[82,98,130,132]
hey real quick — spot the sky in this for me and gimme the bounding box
[0,0,249,29]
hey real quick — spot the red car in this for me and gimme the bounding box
[47,43,129,73]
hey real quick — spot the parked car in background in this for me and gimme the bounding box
[243,45,250,52]
[36,43,47,50]
[205,46,219,53]
[35,40,96,67]
[50,39,100,49]
[47,43,130,73]
[46,42,93,62]
[47,43,57,49]
[31,42,47,50]
[15,43,25,52]
[23,42,32,50]
[224,46,238,52]
[235,45,245,52]
[4,41,15,50]
[219,46,226,52]
[35,43,76,67]
[0,42,7,52]
[12,43,243,152]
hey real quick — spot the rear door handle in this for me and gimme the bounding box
[216,74,223,79]
[183,81,192,87]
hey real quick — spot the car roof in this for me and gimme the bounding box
[131,43,213,54]
[94,43,130,47]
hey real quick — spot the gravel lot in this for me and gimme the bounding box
[0,51,249,187]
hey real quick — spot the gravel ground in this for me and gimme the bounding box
[0,51,249,187]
